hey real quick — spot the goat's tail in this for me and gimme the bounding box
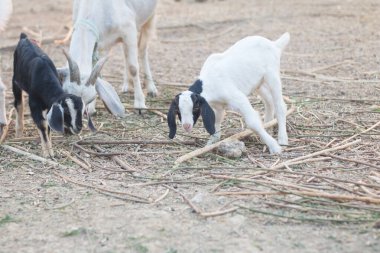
[274,32,290,51]
[20,32,27,40]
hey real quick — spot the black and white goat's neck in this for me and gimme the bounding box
[167,33,290,154]
[12,33,85,158]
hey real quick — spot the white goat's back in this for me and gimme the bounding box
[0,0,12,31]
[200,34,289,96]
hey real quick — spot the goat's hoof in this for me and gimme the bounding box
[269,144,282,155]
[133,101,147,114]
[121,86,129,93]
[134,108,146,115]
[278,138,289,146]
[147,91,158,98]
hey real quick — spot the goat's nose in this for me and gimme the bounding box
[183,123,192,132]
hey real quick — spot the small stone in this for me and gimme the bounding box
[373,220,380,229]
[217,140,246,158]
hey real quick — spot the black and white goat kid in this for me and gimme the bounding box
[12,33,86,158]
[168,33,290,154]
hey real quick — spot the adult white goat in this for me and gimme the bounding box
[168,33,290,154]
[0,0,12,137]
[58,0,158,116]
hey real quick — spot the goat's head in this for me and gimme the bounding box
[167,91,215,139]
[47,94,89,135]
[57,50,125,118]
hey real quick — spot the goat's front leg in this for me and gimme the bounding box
[207,105,225,145]
[12,81,24,138]
[230,93,281,154]
[0,78,7,135]
[36,120,54,158]
[139,15,157,97]
[30,102,54,158]
[122,24,146,110]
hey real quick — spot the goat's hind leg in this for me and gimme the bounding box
[12,80,24,138]
[264,72,288,146]
[229,93,281,154]
[258,84,275,124]
[139,14,157,97]
[122,24,146,110]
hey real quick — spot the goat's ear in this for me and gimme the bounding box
[85,107,97,132]
[95,78,125,117]
[47,104,64,133]
[193,106,201,125]
[167,98,179,139]
[57,67,69,84]
[200,97,216,135]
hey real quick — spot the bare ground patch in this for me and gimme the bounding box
[1,0,380,252]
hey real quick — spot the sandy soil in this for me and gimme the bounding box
[1,0,380,252]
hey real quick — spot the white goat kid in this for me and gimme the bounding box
[168,33,290,154]
[59,0,158,116]
[0,0,12,137]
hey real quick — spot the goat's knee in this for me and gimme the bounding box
[37,120,54,158]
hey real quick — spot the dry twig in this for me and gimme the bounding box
[175,97,296,165]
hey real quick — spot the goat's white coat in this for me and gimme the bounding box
[0,0,12,32]
[179,33,290,154]
[0,0,12,128]
[62,0,158,114]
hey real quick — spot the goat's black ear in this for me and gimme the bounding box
[87,112,97,132]
[47,104,64,133]
[200,97,216,135]
[167,98,178,139]
[193,104,201,125]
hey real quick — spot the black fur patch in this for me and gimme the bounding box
[188,79,203,94]
[61,94,83,134]
[167,95,180,139]
[48,104,64,133]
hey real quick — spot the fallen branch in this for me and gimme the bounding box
[209,174,380,191]
[93,145,137,172]
[153,189,170,204]
[239,205,375,223]
[95,190,151,204]
[164,185,239,218]
[1,144,66,168]
[217,175,380,204]
[60,150,92,172]
[77,139,196,146]
[339,119,380,145]
[214,191,283,196]
[175,97,296,165]
[327,153,380,170]
[268,139,361,170]
[53,171,147,202]
[73,143,127,157]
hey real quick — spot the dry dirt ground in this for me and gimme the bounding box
[1,0,380,252]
